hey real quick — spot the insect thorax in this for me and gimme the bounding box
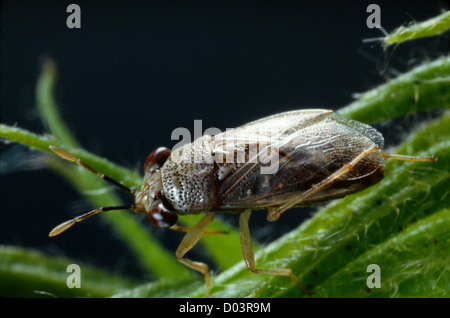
[161,161,217,215]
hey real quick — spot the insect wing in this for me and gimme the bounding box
[212,110,385,210]
[211,109,335,168]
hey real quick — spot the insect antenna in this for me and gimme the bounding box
[49,146,136,195]
[48,146,138,236]
[49,205,135,237]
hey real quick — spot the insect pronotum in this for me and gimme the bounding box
[49,109,436,296]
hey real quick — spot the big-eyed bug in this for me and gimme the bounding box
[49,109,436,296]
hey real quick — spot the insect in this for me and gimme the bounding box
[48,109,436,296]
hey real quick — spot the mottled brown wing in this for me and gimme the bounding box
[211,110,385,210]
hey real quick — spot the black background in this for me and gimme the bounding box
[1,0,448,284]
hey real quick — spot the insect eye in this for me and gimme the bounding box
[147,202,178,228]
[144,147,171,173]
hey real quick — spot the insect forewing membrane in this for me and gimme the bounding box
[211,110,384,210]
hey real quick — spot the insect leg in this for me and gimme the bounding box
[239,210,310,296]
[267,146,381,222]
[175,212,215,297]
[382,152,437,162]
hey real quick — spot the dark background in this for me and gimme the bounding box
[1,0,448,281]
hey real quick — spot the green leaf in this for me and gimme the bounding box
[36,58,80,148]
[312,208,450,298]
[384,10,450,45]
[0,245,137,297]
[340,57,450,124]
